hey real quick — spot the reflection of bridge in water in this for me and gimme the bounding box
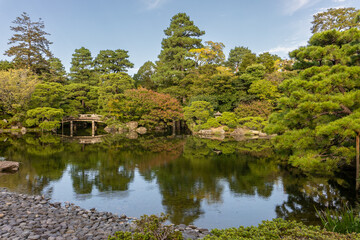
[60,135,106,144]
[62,114,104,137]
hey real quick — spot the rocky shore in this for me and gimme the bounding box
[0,188,210,240]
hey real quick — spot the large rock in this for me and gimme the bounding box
[126,121,138,131]
[0,161,19,172]
[104,126,117,134]
[198,130,212,135]
[230,128,248,136]
[126,132,138,139]
[136,127,147,135]
[21,127,27,135]
[210,127,225,135]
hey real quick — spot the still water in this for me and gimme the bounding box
[0,133,357,229]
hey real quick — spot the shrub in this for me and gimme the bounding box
[216,112,238,128]
[201,117,221,129]
[108,214,183,240]
[203,218,360,240]
[238,117,267,130]
[317,205,360,234]
[235,101,273,119]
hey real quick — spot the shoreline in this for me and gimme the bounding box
[0,188,210,240]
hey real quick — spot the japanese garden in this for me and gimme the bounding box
[1,6,360,240]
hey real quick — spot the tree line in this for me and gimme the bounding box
[1,8,360,175]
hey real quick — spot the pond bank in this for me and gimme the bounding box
[0,188,210,240]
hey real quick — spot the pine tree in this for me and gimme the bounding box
[152,13,205,92]
[70,47,97,85]
[5,12,53,74]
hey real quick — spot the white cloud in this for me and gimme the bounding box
[333,0,346,2]
[283,0,321,15]
[142,0,167,10]
[268,41,307,58]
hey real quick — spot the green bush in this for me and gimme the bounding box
[203,218,360,240]
[216,112,238,128]
[201,117,221,129]
[108,214,183,240]
[238,117,267,130]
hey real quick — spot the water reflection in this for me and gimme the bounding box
[0,133,357,228]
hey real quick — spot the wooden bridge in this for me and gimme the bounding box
[62,114,104,137]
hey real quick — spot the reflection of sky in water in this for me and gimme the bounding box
[49,166,287,229]
[51,167,166,219]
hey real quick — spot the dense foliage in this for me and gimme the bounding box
[1,8,360,177]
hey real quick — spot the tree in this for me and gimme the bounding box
[133,61,156,89]
[5,12,52,74]
[94,49,134,74]
[44,57,67,83]
[189,41,225,66]
[152,13,205,91]
[226,46,252,72]
[63,83,98,115]
[257,52,280,73]
[311,8,360,33]
[29,82,65,109]
[98,73,135,112]
[184,101,213,130]
[0,60,14,71]
[70,47,97,85]
[109,88,183,128]
[0,69,39,117]
[26,107,64,131]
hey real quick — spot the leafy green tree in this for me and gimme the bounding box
[98,73,135,112]
[0,69,39,118]
[152,13,205,92]
[26,107,64,130]
[226,46,252,72]
[311,7,360,33]
[70,47,97,85]
[133,61,156,89]
[94,49,134,74]
[109,88,183,128]
[63,83,98,115]
[189,41,225,66]
[266,65,360,174]
[184,101,213,130]
[5,12,52,74]
[257,52,280,73]
[29,82,65,109]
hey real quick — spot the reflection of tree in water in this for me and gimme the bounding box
[0,133,66,195]
[155,137,278,225]
[275,173,355,226]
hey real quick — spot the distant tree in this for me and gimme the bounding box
[152,13,205,90]
[5,12,53,74]
[63,83,98,115]
[70,47,97,85]
[189,41,225,66]
[94,49,134,74]
[311,7,360,33]
[226,46,252,72]
[184,101,213,129]
[44,57,67,83]
[133,61,156,89]
[257,52,281,73]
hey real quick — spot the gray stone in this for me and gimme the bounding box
[126,121,138,131]
[136,127,147,134]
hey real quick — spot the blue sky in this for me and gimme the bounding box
[0,0,359,75]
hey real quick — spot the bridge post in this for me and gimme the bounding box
[70,121,73,137]
[92,121,95,137]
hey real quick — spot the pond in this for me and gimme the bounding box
[0,133,357,229]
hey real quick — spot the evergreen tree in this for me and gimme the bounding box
[226,46,252,73]
[5,12,52,74]
[70,47,97,85]
[133,61,156,89]
[94,49,134,74]
[152,13,205,92]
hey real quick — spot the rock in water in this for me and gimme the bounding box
[0,161,19,172]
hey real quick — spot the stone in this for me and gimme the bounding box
[104,126,117,134]
[0,161,19,172]
[250,130,260,135]
[259,132,267,137]
[126,132,138,139]
[210,127,225,135]
[198,129,212,135]
[126,121,138,131]
[136,127,147,135]
[21,127,27,134]
[230,127,248,136]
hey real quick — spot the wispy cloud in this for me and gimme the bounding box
[283,0,321,15]
[142,0,168,10]
[268,43,305,57]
